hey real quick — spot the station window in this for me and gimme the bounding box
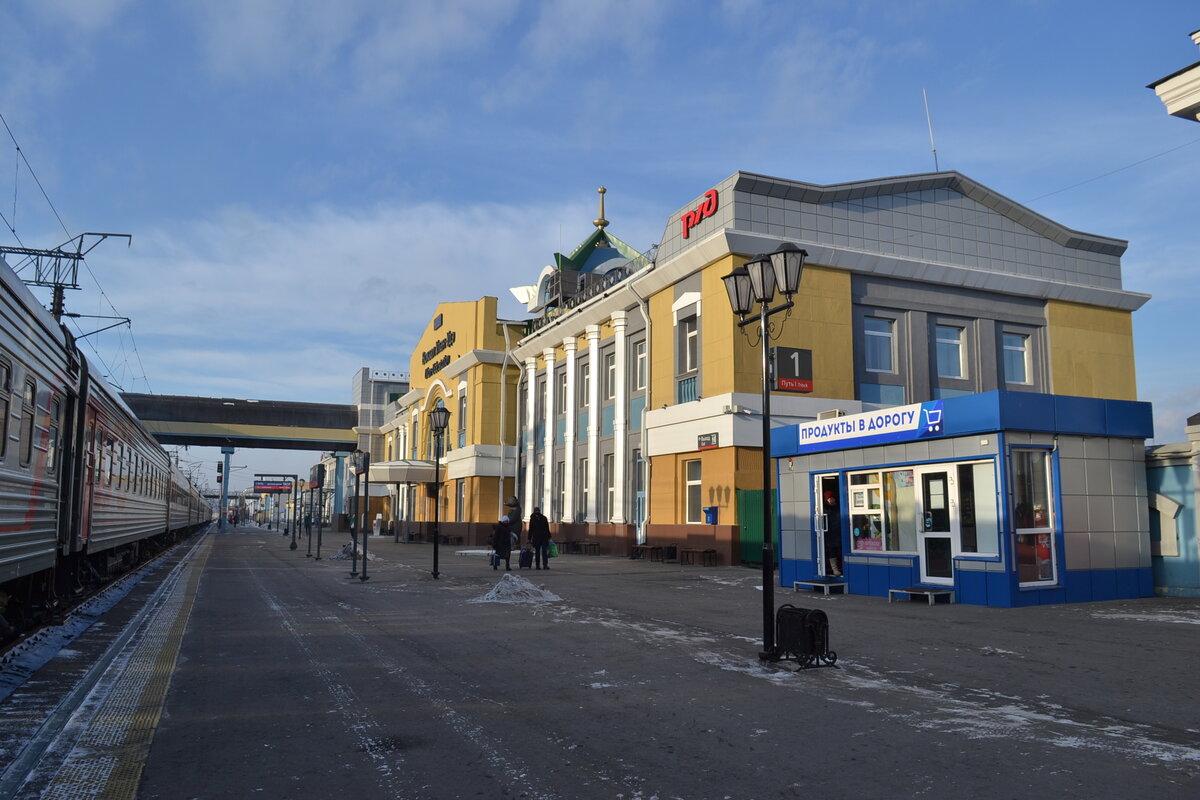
[633,340,647,391]
[684,459,702,523]
[555,369,567,414]
[18,379,35,467]
[603,453,614,520]
[579,363,590,407]
[604,352,617,400]
[679,315,699,374]
[555,460,565,520]
[1003,333,1030,385]
[577,457,589,520]
[864,317,895,373]
[935,325,966,379]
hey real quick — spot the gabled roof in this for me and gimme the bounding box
[554,226,644,273]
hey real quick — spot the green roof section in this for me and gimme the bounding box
[552,187,644,273]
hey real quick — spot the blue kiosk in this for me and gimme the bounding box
[773,391,1154,607]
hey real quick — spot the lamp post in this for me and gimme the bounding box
[350,450,362,578]
[349,449,371,581]
[291,479,304,550]
[722,242,808,660]
[429,404,451,579]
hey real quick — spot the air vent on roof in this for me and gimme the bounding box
[817,409,846,420]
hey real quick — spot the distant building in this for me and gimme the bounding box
[1148,29,1200,122]
[1145,414,1200,597]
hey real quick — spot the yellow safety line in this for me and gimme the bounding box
[40,534,214,800]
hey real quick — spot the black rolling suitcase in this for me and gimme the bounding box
[518,547,534,568]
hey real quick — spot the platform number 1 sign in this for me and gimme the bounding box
[771,347,813,393]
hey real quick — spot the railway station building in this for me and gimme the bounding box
[357,169,1161,606]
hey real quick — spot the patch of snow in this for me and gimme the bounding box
[455,549,493,557]
[1090,610,1200,625]
[328,542,381,561]
[469,573,562,604]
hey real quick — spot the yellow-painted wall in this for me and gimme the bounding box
[646,257,856,408]
[1046,301,1137,400]
[707,262,855,400]
[647,446,768,527]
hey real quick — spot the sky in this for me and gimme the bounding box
[1,0,1197,494]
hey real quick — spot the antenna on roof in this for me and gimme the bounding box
[923,88,940,171]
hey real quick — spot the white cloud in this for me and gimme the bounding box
[80,195,661,402]
[183,0,520,99]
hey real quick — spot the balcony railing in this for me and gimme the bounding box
[676,375,698,404]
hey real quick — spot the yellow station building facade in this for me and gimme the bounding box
[360,170,1147,575]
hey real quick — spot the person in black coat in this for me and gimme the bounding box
[491,516,513,571]
[527,507,551,570]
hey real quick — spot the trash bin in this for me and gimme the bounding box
[703,506,718,525]
[774,604,837,668]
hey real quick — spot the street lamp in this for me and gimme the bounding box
[722,242,808,660]
[429,404,451,579]
[292,479,304,550]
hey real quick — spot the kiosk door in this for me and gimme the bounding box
[813,474,842,576]
[916,467,957,585]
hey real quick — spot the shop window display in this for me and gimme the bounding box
[1012,450,1054,583]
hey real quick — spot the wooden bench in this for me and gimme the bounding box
[579,541,600,555]
[631,544,677,562]
[888,586,955,605]
[679,548,718,566]
[630,544,658,560]
[793,578,847,595]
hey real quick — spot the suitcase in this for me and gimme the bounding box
[518,547,534,568]
[489,552,500,568]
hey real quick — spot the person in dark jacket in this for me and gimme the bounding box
[491,516,514,571]
[527,507,551,569]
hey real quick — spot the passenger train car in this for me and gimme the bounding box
[0,253,210,641]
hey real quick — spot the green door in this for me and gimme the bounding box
[737,488,777,565]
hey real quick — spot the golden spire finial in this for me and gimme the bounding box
[593,186,609,229]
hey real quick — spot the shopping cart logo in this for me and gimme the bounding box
[923,407,943,433]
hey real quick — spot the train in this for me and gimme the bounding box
[0,252,211,642]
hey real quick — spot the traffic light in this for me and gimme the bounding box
[217,475,223,484]
[217,463,223,473]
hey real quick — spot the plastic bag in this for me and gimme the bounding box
[548,541,559,558]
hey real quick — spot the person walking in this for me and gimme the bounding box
[491,515,514,571]
[527,506,551,570]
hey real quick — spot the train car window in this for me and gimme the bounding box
[86,422,96,481]
[0,359,9,460]
[47,397,61,474]
[19,379,35,467]
[105,436,113,485]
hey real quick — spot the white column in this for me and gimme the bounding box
[542,347,556,515]
[562,337,577,523]
[585,324,601,524]
[523,357,537,516]
[611,311,628,524]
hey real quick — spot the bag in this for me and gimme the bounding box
[519,547,534,568]
[489,552,500,568]
[548,541,559,559]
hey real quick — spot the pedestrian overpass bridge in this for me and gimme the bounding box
[121,393,358,452]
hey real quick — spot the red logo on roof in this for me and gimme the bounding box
[681,189,719,239]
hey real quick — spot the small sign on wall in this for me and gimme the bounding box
[771,346,813,393]
[697,432,719,450]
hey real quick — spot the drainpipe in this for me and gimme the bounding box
[501,321,517,522]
